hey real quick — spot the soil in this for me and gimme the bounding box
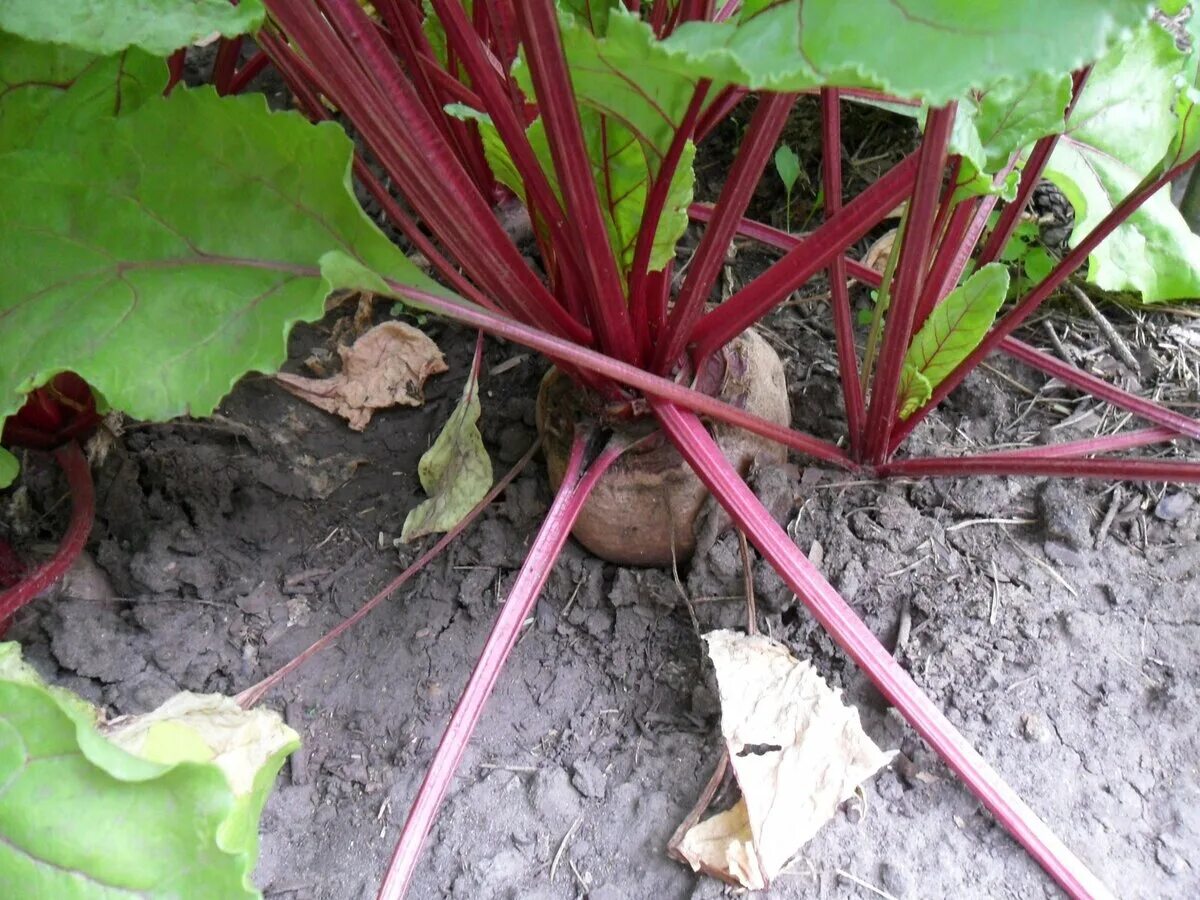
[4,83,1200,900]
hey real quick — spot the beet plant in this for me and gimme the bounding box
[2,2,1200,898]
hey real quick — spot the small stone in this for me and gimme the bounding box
[879,861,910,896]
[571,759,607,799]
[1155,492,1195,522]
[1020,713,1053,743]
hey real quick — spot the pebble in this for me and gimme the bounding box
[1020,712,1053,743]
[1155,492,1194,521]
[879,861,910,896]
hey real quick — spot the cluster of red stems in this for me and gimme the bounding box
[4,4,1200,900]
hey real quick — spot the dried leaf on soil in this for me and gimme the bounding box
[401,365,492,542]
[276,321,447,431]
[678,630,893,890]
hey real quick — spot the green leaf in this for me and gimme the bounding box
[949,72,1072,201]
[443,104,527,200]
[897,263,1010,418]
[774,145,801,194]
[401,366,493,542]
[0,34,166,154]
[897,365,932,420]
[586,116,695,272]
[0,642,297,897]
[660,0,1148,105]
[0,87,445,446]
[511,9,701,274]
[0,0,265,56]
[1044,23,1200,302]
[0,449,17,488]
[1165,10,1200,171]
[560,0,621,34]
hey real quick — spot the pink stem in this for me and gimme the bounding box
[973,426,1178,459]
[0,442,94,626]
[686,204,883,284]
[694,86,747,141]
[998,337,1200,440]
[377,431,624,899]
[651,400,1114,900]
[862,104,956,463]
[690,152,920,362]
[515,0,640,363]
[820,88,866,452]
[879,454,1200,482]
[890,147,1200,452]
[389,285,857,469]
[655,92,797,374]
[237,435,541,709]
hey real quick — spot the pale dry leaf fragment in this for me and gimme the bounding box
[676,799,765,888]
[105,692,299,796]
[276,321,446,430]
[401,365,492,542]
[678,630,894,889]
[863,228,898,275]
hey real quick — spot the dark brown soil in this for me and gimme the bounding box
[5,289,1199,899]
[3,91,1199,900]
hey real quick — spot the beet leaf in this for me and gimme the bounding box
[0,0,264,56]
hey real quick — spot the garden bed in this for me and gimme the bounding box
[5,286,1197,899]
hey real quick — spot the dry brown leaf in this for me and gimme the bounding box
[863,228,899,275]
[276,321,446,431]
[678,630,894,890]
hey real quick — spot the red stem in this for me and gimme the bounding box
[628,79,711,342]
[377,431,624,899]
[212,36,244,95]
[690,152,920,362]
[890,148,1200,452]
[975,68,1092,269]
[165,48,186,95]
[265,5,590,344]
[862,104,956,464]
[879,454,1200,483]
[389,285,856,468]
[225,50,271,95]
[0,442,94,626]
[820,88,866,452]
[515,0,641,364]
[686,204,883,283]
[998,337,1200,440]
[694,86,747,141]
[651,401,1114,900]
[237,435,541,709]
[428,0,579,271]
[655,92,797,374]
